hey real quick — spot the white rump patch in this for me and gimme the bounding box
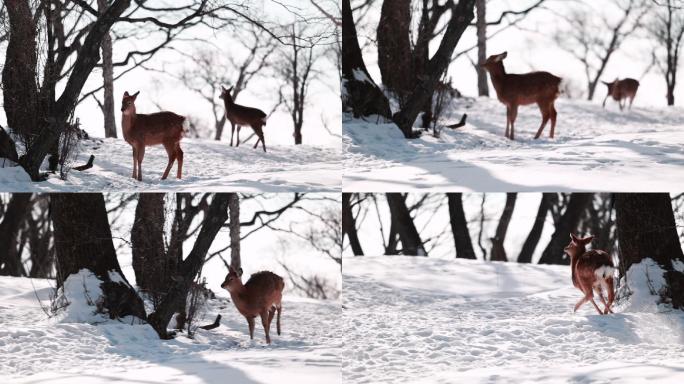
[594,265,616,279]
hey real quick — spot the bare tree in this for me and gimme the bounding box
[0,193,32,276]
[518,193,555,263]
[98,0,117,138]
[447,193,476,259]
[649,0,684,105]
[343,193,364,256]
[386,193,427,256]
[490,193,516,262]
[539,193,593,265]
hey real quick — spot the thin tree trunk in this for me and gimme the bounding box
[50,193,146,320]
[386,193,426,256]
[447,193,476,259]
[615,193,684,308]
[490,193,516,262]
[517,193,553,263]
[342,193,364,256]
[0,193,32,276]
[228,193,241,270]
[476,0,489,97]
[98,0,117,138]
[539,193,593,265]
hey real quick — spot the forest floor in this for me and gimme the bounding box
[0,275,341,383]
[343,98,684,191]
[343,256,684,384]
[0,137,341,192]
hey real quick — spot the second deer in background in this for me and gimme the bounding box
[220,86,268,152]
[481,52,562,140]
[602,78,639,111]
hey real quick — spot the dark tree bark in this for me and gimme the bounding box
[50,193,146,320]
[342,193,364,256]
[475,0,489,97]
[447,193,476,259]
[27,198,54,278]
[131,193,170,296]
[386,193,426,256]
[0,193,32,276]
[228,193,241,270]
[615,193,684,309]
[0,127,19,163]
[539,193,593,265]
[148,194,230,339]
[392,0,476,138]
[377,0,413,97]
[490,193,516,262]
[341,0,391,118]
[517,193,553,263]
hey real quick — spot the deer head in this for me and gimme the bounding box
[481,51,508,71]
[219,86,234,104]
[564,233,594,260]
[602,79,617,95]
[220,265,244,292]
[121,91,140,113]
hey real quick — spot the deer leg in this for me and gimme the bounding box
[549,104,557,138]
[131,147,138,179]
[247,316,255,340]
[161,143,176,180]
[619,99,625,111]
[604,277,615,314]
[176,144,183,179]
[574,295,589,313]
[276,304,282,335]
[136,145,145,182]
[230,123,235,147]
[260,310,271,344]
[509,105,518,141]
[602,95,609,108]
[236,126,241,147]
[629,96,635,110]
[534,102,550,139]
[505,107,511,139]
[255,125,266,152]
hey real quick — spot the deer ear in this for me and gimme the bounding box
[124,91,130,97]
[499,51,508,60]
[570,233,579,242]
[222,85,227,92]
[582,235,594,244]
[132,91,140,98]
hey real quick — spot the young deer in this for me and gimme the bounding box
[219,86,268,152]
[481,52,562,140]
[564,234,616,315]
[121,91,185,181]
[602,78,639,111]
[221,266,284,344]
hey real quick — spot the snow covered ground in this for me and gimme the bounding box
[343,98,684,191]
[0,275,341,383]
[343,256,684,384]
[0,137,341,192]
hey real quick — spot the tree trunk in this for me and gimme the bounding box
[539,193,593,265]
[377,0,413,98]
[490,193,516,262]
[615,193,684,309]
[341,0,391,118]
[386,193,426,256]
[447,193,476,259]
[0,193,32,276]
[228,193,241,270]
[98,0,118,138]
[50,193,146,320]
[148,194,230,339]
[392,0,476,138]
[476,0,489,97]
[517,193,553,263]
[131,193,170,297]
[342,193,364,256]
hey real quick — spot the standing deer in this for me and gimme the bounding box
[564,234,616,315]
[221,266,284,344]
[481,52,562,140]
[121,91,185,181]
[220,86,268,152]
[602,78,639,111]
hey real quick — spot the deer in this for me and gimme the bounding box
[121,91,185,181]
[564,234,616,315]
[602,78,639,111]
[481,52,562,140]
[219,86,268,152]
[221,266,284,344]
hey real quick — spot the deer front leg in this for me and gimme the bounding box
[136,145,145,182]
[534,102,550,139]
[236,126,241,147]
[230,122,235,146]
[176,145,183,179]
[131,147,138,180]
[505,107,511,139]
[260,310,271,344]
[509,105,518,141]
[161,143,176,180]
[602,95,609,108]
[247,316,255,340]
[276,304,282,335]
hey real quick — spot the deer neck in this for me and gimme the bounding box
[488,63,508,93]
[121,108,137,141]
[228,281,250,313]
[569,247,584,287]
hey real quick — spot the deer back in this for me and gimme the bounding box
[129,112,185,145]
[235,271,284,315]
[496,72,562,105]
[224,100,267,126]
[611,78,640,100]
[575,250,614,287]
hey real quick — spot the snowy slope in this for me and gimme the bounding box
[0,276,341,383]
[0,137,341,192]
[343,98,684,191]
[343,256,684,384]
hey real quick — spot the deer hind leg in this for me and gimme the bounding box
[534,101,551,139]
[175,143,183,179]
[260,310,271,344]
[549,103,557,138]
[230,123,236,147]
[253,125,266,152]
[505,106,511,139]
[161,143,176,180]
[604,277,615,314]
[629,95,635,110]
[509,105,518,141]
[131,146,138,179]
[136,145,145,182]
[276,294,282,335]
[247,316,255,340]
[236,126,241,147]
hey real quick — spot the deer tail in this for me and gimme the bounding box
[594,265,616,280]
[262,117,268,126]
[181,116,190,134]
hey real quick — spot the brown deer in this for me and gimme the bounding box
[481,52,562,140]
[564,234,616,315]
[219,86,268,152]
[602,78,639,111]
[221,266,284,344]
[121,91,185,181]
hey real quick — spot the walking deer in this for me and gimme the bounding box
[481,52,562,140]
[564,234,616,315]
[602,78,639,111]
[121,91,185,181]
[220,86,268,152]
[221,266,284,344]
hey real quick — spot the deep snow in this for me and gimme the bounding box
[342,256,684,384]
[0,137,341,192]
[343,98,684,191]
[0,275,341,383]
